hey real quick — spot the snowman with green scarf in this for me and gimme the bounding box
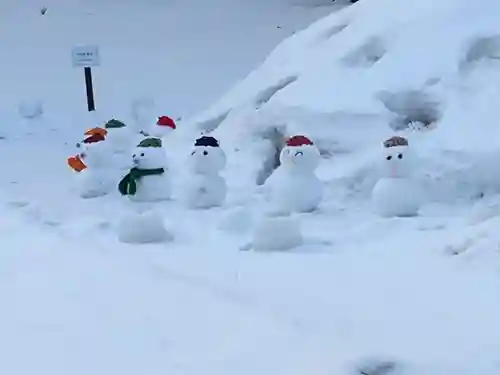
[118,137,170,202]
[117,137,172,244]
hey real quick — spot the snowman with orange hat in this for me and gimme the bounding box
[141,115,176,138]
[264,135,324,215]
[67,127,114,198]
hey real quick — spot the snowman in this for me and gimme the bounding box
[67,129,113,198]
[118,137,170,202]
[183,136,227,209]
[104,118,135,160]
[371,136,421,217]
[117,137,171,244]
[141,115,176,138]
[264,135,323,215]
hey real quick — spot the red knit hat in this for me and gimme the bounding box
[286,135,313,147]
[157,116,176,129]
[82,133,105,144]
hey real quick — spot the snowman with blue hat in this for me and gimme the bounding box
[182,135,227,209]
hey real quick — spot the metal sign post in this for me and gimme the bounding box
[72,45,100,112]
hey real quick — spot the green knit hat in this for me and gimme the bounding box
[137,137,162,148]
[105,119,126,129]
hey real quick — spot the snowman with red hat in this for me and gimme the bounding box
[250,135,322,251]
[142,116,176,138]
[264,135,324,215]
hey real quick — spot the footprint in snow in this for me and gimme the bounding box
[42,220,61,228]
[96,220,112,231]
[240,237,334,253]
[355,359,399,375]
[6,200,30,209]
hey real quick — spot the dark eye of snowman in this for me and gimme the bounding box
[295,151,303,157]
[132,154,136,158]
[140,153,145,157]
[203,150,208,156]
[398,154,403,159]
[386,155,392,160]
[191,151,196,155]
[76,143,81,148]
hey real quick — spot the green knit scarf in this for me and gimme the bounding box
[118,167,165,196]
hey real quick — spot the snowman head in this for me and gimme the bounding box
[279,135,320,171]
[132,138,165,169]
[148,115,176,137]
[189,136,226,174]
[76,132,108,168]
[381,136,413,178]
[104,119,129,142]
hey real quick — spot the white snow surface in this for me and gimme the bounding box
[2,0,500,374]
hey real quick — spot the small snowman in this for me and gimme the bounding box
[264,135,323,215]
[67,129,113,198]
[183,136,227,209]
[118,137,170,202]
[371,136,421,217]
[141,115,176,138]
[117,137,171,244]
[104,118,135,156]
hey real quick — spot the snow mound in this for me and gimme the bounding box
[118,209,172,244]
[191,0,500,204]
[252,213,303,251]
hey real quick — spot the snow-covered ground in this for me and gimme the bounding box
[2,0,500,374]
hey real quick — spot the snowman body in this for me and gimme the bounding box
[186,173,226,209]
[128,146,170,202]
[76,167,113,199]
[372,178,421,217]
[371,141,421,217]
[267,169,323,214]
[265,136,323,214]
[184,137,227,209]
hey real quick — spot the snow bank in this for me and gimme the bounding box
[192,0,500,203]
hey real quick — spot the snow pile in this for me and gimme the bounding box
[118,209,172,244]
[192,0,500,203]
[252,214,303,251]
